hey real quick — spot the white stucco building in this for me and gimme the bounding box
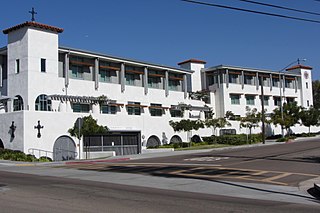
[0,20,315,160]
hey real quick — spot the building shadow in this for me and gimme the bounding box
[76,164,320,204]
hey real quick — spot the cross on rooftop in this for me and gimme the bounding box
[29,7,37,22]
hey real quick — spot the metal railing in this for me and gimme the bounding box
[53,148,78,161]
[28,148,78,161]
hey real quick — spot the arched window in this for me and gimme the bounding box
[13,95,23,111]
[35,94,52,111]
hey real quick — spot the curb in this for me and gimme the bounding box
[64,157,130,165]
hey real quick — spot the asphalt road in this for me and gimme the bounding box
[76,137,320,187]
[0,170,320,213]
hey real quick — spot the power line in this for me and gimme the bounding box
[181,0,320,24]
[239,0,320,16]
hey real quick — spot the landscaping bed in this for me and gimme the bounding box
[0,148,52,162]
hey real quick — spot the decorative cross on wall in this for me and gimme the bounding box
[9,121,16,139]
[29,7,37,22]
[34,120,44,138]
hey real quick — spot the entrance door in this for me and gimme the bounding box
[53,136,76,161]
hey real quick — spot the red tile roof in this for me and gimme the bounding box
[178,59,206,65]
[3,21,64,34]
[286,64,312,71]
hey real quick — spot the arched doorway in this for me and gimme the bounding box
[170,135,182,144]
[146,135,161,148]
[0,139,4,149]
[191,135,202,143]
[53,136,76,161]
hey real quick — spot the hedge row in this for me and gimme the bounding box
[0,148,52,162]
[202,134,262,145]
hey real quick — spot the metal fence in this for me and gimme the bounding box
[84,131,141,156]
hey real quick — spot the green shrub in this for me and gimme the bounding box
[276,136,296,142]
[39,156,52,162]
[202,134,262,145]
[0,148,50,162]
[25,154,37,162]
[215,134,262,145]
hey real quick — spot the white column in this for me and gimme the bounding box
[256,72,259,90]
[144,67,148,95]
[226,69,229,88]
[92,104,100,114]
[64,53,69,88]
[270,74,272,91]
[58,101,66,112]
[183,74,187,99]
[241,70,244,89]
[165,70,169,97]
[121,63,125,92]
[95,58,99,90]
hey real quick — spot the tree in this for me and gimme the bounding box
[68,115,109,139]
[312,80,320,109]
[300,107,320,134]
[239,107,261,136]
[270,102,302,136]
[204,117,231,136]
[169,119,204,132]
[169,119,204,142]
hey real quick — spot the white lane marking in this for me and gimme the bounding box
[184,157,229,162]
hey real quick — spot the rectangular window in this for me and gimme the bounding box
[272,78,280,87]
[41,58,46,72]
[99,70,111,82]
[16,59,20,74]
[286,97,295,104]
[72,103,90,113]
[208,76,214,86]
[168,79,180,91]
[149,103,163,116]
[274,97,281,106]
[148,77,161,89]
[306,82,308,89]
[307,100,310,107]
[244,75,254,85]
[259,77,269,86]
[71,66,83,79]
[170,109,183,117]
[260,96,269,106]
[285,79,294,88]
[229,74,239,84]
[246,95,255,105]
[101,105,117,114]
[125,73,135,85]
[230,94,240,105]
[127,102,141,115]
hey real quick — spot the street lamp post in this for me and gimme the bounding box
[278,58,306,137]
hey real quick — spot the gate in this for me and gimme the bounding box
[53,136,76,161]
[84,131,141,156]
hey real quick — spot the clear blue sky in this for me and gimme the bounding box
[1,0,320,80]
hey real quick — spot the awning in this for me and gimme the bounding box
[0,96,11,102]
[171,104,211,111]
